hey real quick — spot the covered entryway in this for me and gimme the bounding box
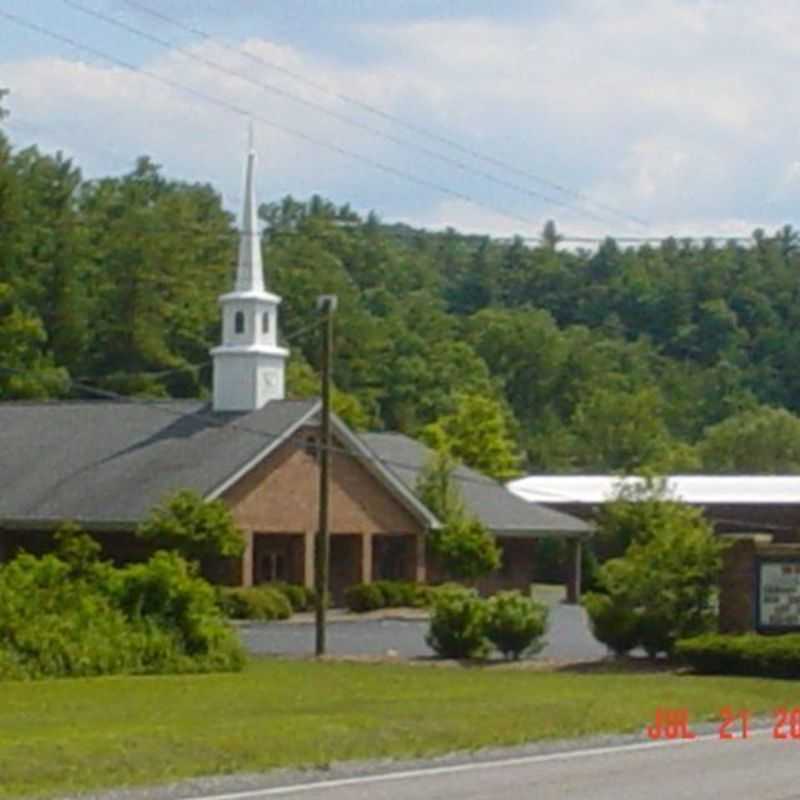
[253,533,305,586]
[329,534,362,605]
[372,534,416,582]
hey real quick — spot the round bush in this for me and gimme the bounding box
[270,582,314,612]
[582,592,639,656]
[485,591,547,660]
[219,586,292,621]
[344,583,385,612]
[426,585,489,659]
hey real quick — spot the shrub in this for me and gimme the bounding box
[585,489,724,658]
[426,585,489,659]
[343,581,428,612]
[270,581,315,612]
[416,451,501,581]
[344,583,385,612]
[0,540,244,680]
[485,591,547,660]
[112,551,244,665]
[374,580,423,608]
[137,489,245,561]
[219,585,292,621]
[676,633,800,679]
[371,580,405,607]
[583,592,640,656]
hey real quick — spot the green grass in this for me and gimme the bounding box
[1,658,797,799]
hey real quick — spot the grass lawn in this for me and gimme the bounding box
[1,658,797,799]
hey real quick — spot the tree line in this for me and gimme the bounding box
[4,111,800,476]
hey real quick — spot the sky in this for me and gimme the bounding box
[2,0,799,241]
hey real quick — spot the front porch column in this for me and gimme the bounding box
[362,533,373,584]
[240,529,254,587]
[415,533,427,583]
[303,530,315,589]
[565,538,582,604]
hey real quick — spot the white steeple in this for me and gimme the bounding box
[211,134,288,412]
[235,126,265,294]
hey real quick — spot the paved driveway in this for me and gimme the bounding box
[239,603,608,662]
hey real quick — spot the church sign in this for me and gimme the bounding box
[757,559,800,631]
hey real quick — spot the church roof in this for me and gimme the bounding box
[359,433,591,537]
[0,400,589,537]
[507,475,800,505]
[0,399,318,528]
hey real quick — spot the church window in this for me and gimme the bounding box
[262,312,270,334]
[234,311,245,334]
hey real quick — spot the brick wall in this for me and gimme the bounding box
[718,538,758,634]
[224,427,424,537]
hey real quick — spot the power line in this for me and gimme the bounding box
[120,0,649,228]
[2,117,754,246]
[0,8,545,236]
[64,0,623,228]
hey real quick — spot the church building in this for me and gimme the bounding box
[0,145,590,604]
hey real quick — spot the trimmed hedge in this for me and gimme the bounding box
[344,581,429,612]
[269,582,316,613]
[676,633,800,678]
[344,583,385,612]
[219,586,292,621]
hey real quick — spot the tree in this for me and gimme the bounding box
[285,355,373,430]
[698,405,800,473]
[586,482,725,657]
[416,451,500,581]
[136,490,245,562]
[11,147,92,373]
[420,393,522,481]
[0,282,67,399]
[570,385,698,473]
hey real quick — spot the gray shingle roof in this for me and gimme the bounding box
[0,400,589,537]
[359,433,591,537]
[0,399,318,526]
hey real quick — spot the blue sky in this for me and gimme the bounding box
[2,0,800,241]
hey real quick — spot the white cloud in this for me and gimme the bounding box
[3,0,800,238]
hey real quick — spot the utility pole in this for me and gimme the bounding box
[315,294,337,656]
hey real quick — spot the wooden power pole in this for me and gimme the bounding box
[315,294,337,656]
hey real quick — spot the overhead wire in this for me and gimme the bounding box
[1,115,753,244]
[0,7,548,237]
[63,0,618,228]
[120,0,649,228]
[1,12,757,245]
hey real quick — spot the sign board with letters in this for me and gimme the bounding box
[757,559,800,631]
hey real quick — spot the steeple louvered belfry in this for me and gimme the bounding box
[211,139,288,411]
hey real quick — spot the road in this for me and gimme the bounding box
[185,731,799,800]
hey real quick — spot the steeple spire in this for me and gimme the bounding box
[211,131,288,412]
[235,125,265,294]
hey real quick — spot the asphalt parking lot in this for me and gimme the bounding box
[239,602,608,662]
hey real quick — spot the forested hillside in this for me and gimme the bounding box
[4,121,800,475]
